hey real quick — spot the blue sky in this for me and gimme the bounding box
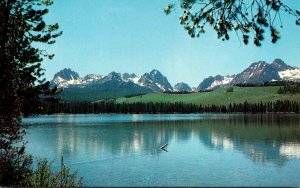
[42,0,300,87]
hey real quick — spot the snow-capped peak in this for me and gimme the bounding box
[53,68,80,81]
[122,73,140,84]
[138,69,173,92]
[51,68,83,88]
[197,75,235,91]
[84,74,102,81]
[150,69,159,75]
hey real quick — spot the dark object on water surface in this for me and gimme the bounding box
[160,143,168,152]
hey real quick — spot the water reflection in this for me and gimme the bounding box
[280,143,300,158]
[25,114,300,166]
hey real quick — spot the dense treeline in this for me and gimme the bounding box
[163,91,194,94]
[278,82,300,94]
[38,100,300,114]
[124,93,147,98]
[234,81,300,94]
[235,81,298,87]
[163,90,214,94]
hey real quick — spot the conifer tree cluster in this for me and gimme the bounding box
[41,100,300,114]
[0,0,61,185]
[278,82,300,94]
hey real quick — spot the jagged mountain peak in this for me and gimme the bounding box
[51,69,174,92]
[150,69,160,74]
[197,75,235,91]
[121,73,140,85]
[272,58,285,66]
[122,73,130,80]
[51,68,175,100]
[51,58,299,99]
[53,68,80,81]
[107,71,121,79]
[214,75,224,80]
[249,61,268,69]
[196,59,299,91]
[174,82,192,92]
[271,59,293,71]
[175,82,186,85]
[149,69,163,78]
[130,73,137,77]
[84,74,102,80]
[51,68,82,88]
[139,69,172,92]
[122,73,137,80]
[231,60,280,85]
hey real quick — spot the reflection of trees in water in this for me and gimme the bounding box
[55,123,175,157]
[196,116,300,165]
[52,115,300,165]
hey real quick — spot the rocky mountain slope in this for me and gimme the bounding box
[51,69,175,101]
[197,75,235,91]
[174,82,192,92]
[51,59,299,101]
[197,59,300,90]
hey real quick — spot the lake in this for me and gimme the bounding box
[23,114,300,186]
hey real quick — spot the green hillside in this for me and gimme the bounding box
[115,86,300,105]
[59,88,148,102]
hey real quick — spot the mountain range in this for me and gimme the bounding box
[51,59,300,101]
[51,69,177,101]
[197,59,300,90]
[51,69,173,91]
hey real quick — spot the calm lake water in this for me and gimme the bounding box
[23,114,300,186]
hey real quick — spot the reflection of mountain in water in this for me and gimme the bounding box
[34,115,300,166]
[280,143,300,158]
[195,117,300,166]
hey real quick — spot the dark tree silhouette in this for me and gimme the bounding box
[39,100,300,114]
[0,0,62,185]
[164,0,300,46]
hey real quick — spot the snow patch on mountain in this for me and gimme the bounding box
[207,76,234,90]
[198,59,299,91]
[197,75,235,91]
[122,73,141,84]
[138,69,173,92]
[52,58,299,94]
[51,68,173,93]
[155,83,166,91]
[131,77,140,84]
[52,76,83,88]
[83,74,102,82]
[279,68,300,81]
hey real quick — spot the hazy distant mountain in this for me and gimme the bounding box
[197,59,300,91]
[174,82,192,92]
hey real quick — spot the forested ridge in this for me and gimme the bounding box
[37,100,300,114]
[34,83,300,114]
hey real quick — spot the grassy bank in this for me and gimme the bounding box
[115,86,300,105]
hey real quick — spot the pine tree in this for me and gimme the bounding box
[164,0,300,46]
[0,0,61,185]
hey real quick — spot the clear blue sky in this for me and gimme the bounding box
[42,0,300,87]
